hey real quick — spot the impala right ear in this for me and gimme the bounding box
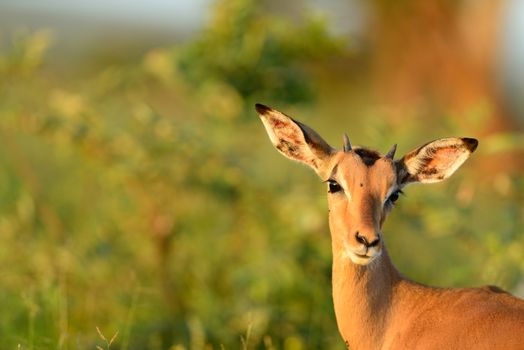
[255,104,335,179]
[396,137,478,185]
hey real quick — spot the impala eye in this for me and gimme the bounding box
[387,190,403,204]
[389,192,399,203]
[328,180,342,193]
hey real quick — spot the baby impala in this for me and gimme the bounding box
[256,103,524,350]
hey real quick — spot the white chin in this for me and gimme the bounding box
[347,252,380,266]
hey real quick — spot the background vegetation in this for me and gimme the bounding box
[0,0,523,349]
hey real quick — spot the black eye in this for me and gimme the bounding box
[387,190,403,204]
[328,180,342,193]
[389,193,399,203]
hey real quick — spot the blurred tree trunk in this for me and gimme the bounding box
[370,0,522,174]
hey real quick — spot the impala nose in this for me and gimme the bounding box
[355,231,380,248]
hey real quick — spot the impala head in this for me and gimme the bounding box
[256,104,478,266]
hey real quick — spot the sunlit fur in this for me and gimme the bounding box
[325,151,397,266]
[256,104,524,350]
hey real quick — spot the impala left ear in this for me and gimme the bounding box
[255,103,335,179]
[396,137,478,185]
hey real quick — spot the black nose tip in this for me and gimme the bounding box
[355,232,380,248]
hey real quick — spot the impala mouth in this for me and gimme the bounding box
[343,241,381,265]
[346,249,381,265]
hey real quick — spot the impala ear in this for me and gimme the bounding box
[396,137,478,185]
[255,104,335,179]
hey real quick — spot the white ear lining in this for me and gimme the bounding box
[418,150,470,184]
[401,137,477,184]
[256,104,334,178]
[260,117,284,147]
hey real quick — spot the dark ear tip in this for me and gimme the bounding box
[255,103,272,115]
[462,138,479,152]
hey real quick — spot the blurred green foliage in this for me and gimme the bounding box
[0,0,523,349]
[178,0,343,106]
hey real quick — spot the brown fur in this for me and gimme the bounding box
[256,104,524,349]
[328,153,524,350]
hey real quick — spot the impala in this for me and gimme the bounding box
[255,104,524,349]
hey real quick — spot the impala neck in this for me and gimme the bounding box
[331,238,402,349]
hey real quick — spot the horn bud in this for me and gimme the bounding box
[386,144,397,159]
[343,133,352,152]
